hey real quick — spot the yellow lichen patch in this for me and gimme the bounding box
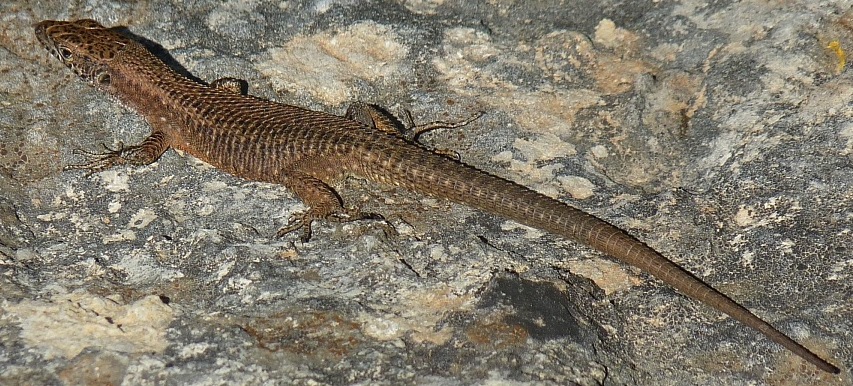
[827,41,847,74]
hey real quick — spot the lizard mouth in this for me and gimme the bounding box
[33,21,51,44]
[33,20,113,88]
[34,21,73,65]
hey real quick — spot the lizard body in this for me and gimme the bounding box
[34,19,839,373]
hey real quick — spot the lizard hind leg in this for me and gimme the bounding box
[276,172,384,242]
[345,102,408,137]
[209,77,247,94]
[345,102,483,160]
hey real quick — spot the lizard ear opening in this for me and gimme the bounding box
[96,72,111,87]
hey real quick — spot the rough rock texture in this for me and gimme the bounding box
[1,1,851,385]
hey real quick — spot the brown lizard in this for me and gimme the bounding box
[34,19,840,374]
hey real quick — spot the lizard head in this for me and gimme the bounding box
[35,19,132,88]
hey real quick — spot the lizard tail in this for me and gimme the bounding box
[380,151,840,374]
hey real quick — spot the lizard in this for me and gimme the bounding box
[34,19,840,374]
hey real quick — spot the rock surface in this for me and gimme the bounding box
[1,1,850,385]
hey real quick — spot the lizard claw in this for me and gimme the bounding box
[328,208,384,223]
[276,213,313,242]
[64,142,144,176]
[275,208,386,242]
[405,110,484,142]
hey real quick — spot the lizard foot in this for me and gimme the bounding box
[345,102,483,160]
[401,109,484,160]
[276,207,384,242]
[64,142,146,176]
[403,109,484,142]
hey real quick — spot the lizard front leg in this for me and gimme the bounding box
[65,130,171,175]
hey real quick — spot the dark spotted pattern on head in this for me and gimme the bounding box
[35,19,132,88]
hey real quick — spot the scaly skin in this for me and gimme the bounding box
[35,19,839,374]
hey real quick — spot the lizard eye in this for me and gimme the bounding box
[58,47,73,61]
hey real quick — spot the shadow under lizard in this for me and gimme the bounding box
[34,19,840,374]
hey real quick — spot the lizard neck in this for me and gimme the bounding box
[105,43,206,119]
